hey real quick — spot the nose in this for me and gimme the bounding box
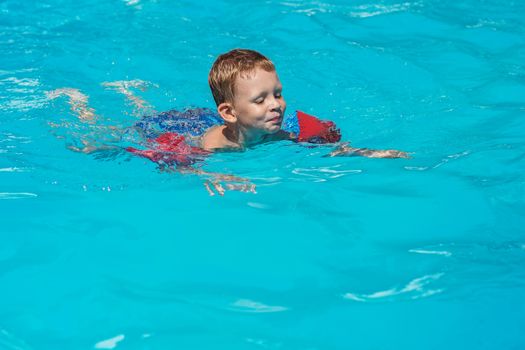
[268,96,282,112]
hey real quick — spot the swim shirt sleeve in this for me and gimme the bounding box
[285,110,341,144]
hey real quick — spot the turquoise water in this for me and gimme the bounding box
[2,0,525,349]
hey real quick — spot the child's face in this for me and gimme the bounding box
[232,68,286,135]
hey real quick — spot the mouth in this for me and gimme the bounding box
[267,115,282,124]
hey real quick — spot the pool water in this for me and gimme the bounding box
[1,0,525,349]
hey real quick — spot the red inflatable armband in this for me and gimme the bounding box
[296,111,341,143]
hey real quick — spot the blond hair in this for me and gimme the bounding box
[208,49,275,106]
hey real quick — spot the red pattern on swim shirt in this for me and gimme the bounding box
[127,132,209,166]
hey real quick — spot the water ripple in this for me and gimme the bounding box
[0,167,28,172]
[409,248,452,257]
[347,2,421,18]
[94,334,125,349]
[343,273,444,302]
[292,165,362,182]
[229,299,289,313]
[0,192,37,200]
[0,328,32,350]
[404,150,471,171]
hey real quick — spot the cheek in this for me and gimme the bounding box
[253,105,268,118]
[239,105,265,123]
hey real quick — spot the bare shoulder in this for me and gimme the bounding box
[200,125,231,151]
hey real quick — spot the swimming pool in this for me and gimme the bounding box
[1,0,524,348]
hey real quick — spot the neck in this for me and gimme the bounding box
[224,124,268,148]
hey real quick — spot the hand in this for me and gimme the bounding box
[203,172,256,196]
[327,142,354,157]
[369,149,411,159]
[203,179,257,196]
[328,142,411,159]
[178,167,257,196]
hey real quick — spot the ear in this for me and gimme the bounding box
[217,102,237,124]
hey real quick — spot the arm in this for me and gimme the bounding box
[128,132,255,196]
[47,88,97,122]
[328,142,410,159]
[291,112,409,158]
[174,166,256,196]
[102,80,157,116]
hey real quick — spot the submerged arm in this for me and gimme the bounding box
[169,166,256,196]
[328,142,410,159]
[47,88,98,122]
[288,111,409,159]
[102,80,157,116]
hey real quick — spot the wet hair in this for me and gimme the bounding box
[208,48,275,106]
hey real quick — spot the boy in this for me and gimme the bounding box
[48,49,408,195]
[200,49,408,159]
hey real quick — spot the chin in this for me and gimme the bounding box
[266,125,282,134]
